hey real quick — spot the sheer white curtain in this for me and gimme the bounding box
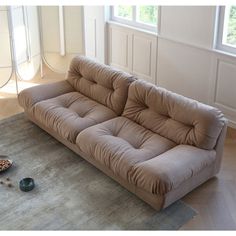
[0,6,40,88]
[0,6,84,88]
[11,6,41,81]
[0,7,13,88]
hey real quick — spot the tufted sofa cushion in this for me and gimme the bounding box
[130,145,216,195]
[67,56,136,115]
[77,117,176,181]
[31,92,117,143]
[122,80,225,150]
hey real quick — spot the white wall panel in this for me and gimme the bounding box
[215,60,236,110]
[157,38,212,102]
[132,33,156,83]
[109,27,130,71]
[0,10,9,32]
[84,6,106,63]
[208,53,236,128]
[41,6,84,54]
[85,17,96,58]
[41,6,60,53]
[64,6,83,54]
[108,23,157,82]
[160,6,216,49]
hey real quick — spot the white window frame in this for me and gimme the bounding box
[110,6,157,33]
[216,6,236,55]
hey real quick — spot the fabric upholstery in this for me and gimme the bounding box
[214,121,227,173]
[31,92,117,143]
[131,145,216,195]
[123,80,225,150]
[17,55,227,210]
[77,117,176,181]
[67,56,136,115]
[18,80,75,110]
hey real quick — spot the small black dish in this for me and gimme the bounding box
[19,178,35,192]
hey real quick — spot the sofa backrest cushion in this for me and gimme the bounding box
[122,80,226,150]
[67,56,135,115]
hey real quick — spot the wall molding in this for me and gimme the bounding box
[108,19,236,128]
[108,23,157,84]
[209,56,236,129]
[108,20,236,62]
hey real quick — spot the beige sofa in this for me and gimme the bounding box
[18,56,227,210]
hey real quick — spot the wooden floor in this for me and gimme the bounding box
[0,69,64,120]
[0,72,236,230]
[181,127,236,230]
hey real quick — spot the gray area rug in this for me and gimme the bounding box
[0,113,197,230]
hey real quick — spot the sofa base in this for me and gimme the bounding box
[25,112,218,211]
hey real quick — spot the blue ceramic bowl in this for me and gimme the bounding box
[19,178,35,192]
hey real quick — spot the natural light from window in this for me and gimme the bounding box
[112,5,158,32]
[217,5,236,54]
[136,6,158,26]
[114,5,132,20]
[223,5,236,48]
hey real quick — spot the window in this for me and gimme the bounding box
[111,6,158,32]
[217,6,236,54]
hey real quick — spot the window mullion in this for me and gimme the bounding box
[111,6,114,20]
[132,6,136,23]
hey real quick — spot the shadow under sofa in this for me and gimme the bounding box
[18,56,227,211]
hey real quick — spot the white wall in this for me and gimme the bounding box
[40,6,84,73]
[160,6,215,48]
[156,6,216,103]
[209,52,236,128]
[108,6,236,128]
[108,23,157,84]
[156,39,213,103]
[83,6,107,63]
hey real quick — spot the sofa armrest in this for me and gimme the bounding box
[214,119,228,173]
[131,145,216,195]
[18,80,75,110]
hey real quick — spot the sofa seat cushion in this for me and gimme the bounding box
[131,145,216,195]
[30,92,117,143]
[76,117,176,181]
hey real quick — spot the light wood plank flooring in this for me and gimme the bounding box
[0,72,236,230]
[0,69,64,120]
